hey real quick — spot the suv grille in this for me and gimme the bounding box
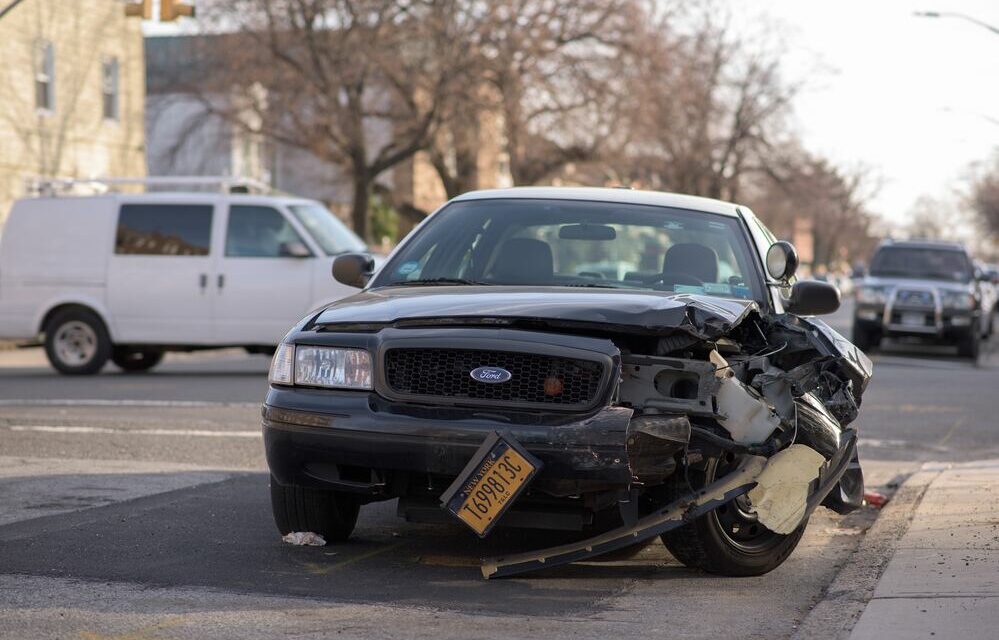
[896,290,935,307]
[383,348,606,409]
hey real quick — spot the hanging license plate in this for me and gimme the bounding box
[440,432,542,537]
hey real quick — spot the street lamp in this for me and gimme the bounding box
[914,10,999,36]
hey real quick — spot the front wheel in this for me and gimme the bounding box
[957,328,981,360]
[44,308,112,375]
[657,456,807,576]
[270,476,360,543]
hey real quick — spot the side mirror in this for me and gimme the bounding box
[766,241,799,281]
[785,280,840,316]
[279,241,312,258]
[332,253,375,288]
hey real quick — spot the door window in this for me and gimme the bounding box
[225,206,308,258]
[115,204,213,256]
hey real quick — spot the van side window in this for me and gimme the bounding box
[225,206,307,258]
[115,204,213,256]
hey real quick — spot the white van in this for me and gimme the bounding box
[0,187,372,374]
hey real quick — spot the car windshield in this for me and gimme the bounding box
[869,247,972,283]
[289,203,367,256]
[372,198,765,303]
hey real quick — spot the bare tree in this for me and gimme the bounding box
[191,0,477,240]
[970,153,999,239]
[747,149,880,268]
[477,0,636,186]
[605,5,798,201]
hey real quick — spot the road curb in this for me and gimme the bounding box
[791,466,941,640]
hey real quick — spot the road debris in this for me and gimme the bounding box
[863,491,889,508]
[282,531,326,546]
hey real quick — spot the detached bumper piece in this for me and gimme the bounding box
[480,429,859,579]
[481,455,767,579]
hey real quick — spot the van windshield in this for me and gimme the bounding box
[289,204,367,256]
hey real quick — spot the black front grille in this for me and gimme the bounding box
[383,348,606,409]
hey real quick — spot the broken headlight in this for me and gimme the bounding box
[268,343,373,390]
[855,285,888,305]
[940,289,976,310]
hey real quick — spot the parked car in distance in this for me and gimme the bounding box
[0,187,374,374]
[264,187,870,579]
[853,240,989,358]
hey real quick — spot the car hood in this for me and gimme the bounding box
[861,276,973,292]
[313,286,760,338]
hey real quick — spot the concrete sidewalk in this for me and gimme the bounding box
[851,459,999,640]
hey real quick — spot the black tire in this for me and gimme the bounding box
[270,475,360,543]
[43,307,112,375]
[957,328,981,360]
[657,456,807,576]
[112,348,164,372]
[851,322,880,353]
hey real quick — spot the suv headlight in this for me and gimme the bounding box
[855,285,888,304]
[940,290,976,310]
[268,343,373,390]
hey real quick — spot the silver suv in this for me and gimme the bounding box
[853,240,990,358]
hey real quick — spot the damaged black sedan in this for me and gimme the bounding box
[263,187,872,578]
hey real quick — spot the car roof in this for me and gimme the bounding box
[452,187,744,217]
[17,192,319,207]
[877,239,969,252]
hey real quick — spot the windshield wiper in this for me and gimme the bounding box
[563,282,625,289]
[394,278,491,286]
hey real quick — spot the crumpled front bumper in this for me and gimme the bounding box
[263,387,644,498]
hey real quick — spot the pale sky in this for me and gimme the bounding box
[738,0,999,224]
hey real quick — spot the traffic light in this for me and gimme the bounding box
[161,0,195,21]
[123,0,151,19]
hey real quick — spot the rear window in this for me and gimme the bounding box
[115,204,213,256]
[870,246,972,283]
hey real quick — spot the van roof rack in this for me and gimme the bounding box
[24,176,279,197]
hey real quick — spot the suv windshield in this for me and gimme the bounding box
[373,198,764,303]
[289,203,367,256]
[869,247,973,283]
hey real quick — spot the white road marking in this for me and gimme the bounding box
[0,399,259,408]
[6,425,260,438]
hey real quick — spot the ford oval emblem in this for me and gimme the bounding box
[469,366,512,384]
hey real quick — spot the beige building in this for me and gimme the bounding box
[0,0,146,225]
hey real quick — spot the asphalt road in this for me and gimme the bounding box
[0,299,995,639]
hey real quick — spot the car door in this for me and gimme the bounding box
[106,201,217,344]
[213,203,315,345]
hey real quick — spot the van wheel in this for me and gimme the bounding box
[44,308,112,375]
[112,348,164,372]
[657,456,807,576]
[270,475,359,543]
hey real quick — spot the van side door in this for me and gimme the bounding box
[213,203,315,345]
[106,202,217,344]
